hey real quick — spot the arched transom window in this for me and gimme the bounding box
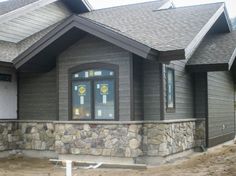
[70,64,118,120]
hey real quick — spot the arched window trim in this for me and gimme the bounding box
[68,62,119,121]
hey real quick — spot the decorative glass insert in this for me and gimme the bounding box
[166,68,175,110]
[94,80,115,120]
[73,69,114,79]
[72,81,91,120]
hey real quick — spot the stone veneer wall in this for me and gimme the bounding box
[0,122,55,151]
[142,120,205,157]
[0,119,205,160]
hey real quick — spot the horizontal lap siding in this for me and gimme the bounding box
[164,60,194,119]
[0,66,17,119]
[19,68,57,120]
[207,72,235,140]
[58,35,131,121]
[143,61,161,120]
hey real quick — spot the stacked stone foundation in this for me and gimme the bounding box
[0,119,205,164]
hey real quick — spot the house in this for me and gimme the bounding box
[0,0,235,165]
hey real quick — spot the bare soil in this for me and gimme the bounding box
[1,143,236,176]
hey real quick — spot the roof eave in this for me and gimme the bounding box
[186,47,236,73]
[185,3,225,60]
[186,63,230,72]
[0,61,14,68]
[158,49,185,62]
[13,15,154,70]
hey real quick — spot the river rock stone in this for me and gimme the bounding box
[0,120,205,161]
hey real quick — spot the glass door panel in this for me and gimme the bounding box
[72,81,91,120]
[94,80,115,120]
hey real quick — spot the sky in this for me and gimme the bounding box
[0,0,235,18]
[88,0,236,18]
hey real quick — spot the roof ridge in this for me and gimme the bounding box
[86,0,168,13]
[151,2,224,13]
[172,2,224,10]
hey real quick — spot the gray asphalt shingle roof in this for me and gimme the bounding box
[80,2,223,52]
[187,31,236,70]
[0,0,39,16]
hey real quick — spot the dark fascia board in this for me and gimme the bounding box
[186,48,236,72]
[0,61,14,68]
[13,15,188,69]
[186,63,229,72]
[158,49,185,62]
[73,16,153,58]
[13,15,154,69]
[13,16,75,68]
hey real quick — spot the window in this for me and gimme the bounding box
[166,67,175,112]
[0,73,11,82]
[70,64,118,120]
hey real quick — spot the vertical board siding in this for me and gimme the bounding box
[143,60,161,120]
[0,66,17,119]
[133,56,143,120]
[207,71,235,140]
[164,60,194,119]
[19,68,57,120]
[194,72,207,119]
[57,35,131,121]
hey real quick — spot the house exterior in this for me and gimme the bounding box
[0,0,235,165]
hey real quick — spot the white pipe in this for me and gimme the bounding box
[66,160,72,176]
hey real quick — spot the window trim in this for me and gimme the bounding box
[165,67,176,113]
[68,62,119,121]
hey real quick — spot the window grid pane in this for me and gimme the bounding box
[166,68,175,110]
[94,80,115,120]
[72,81,92,120]
[73,69,114,79]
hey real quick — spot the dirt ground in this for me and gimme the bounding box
[1,143,236,176]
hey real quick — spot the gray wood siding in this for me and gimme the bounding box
[143,60,161,120]
[19,68,57,120]
[194,72,207,119]
[0,66,17,119]
[164,60,194,119]
[57,34,132,121]
[207,71,235,139]
[133,56,143,120]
